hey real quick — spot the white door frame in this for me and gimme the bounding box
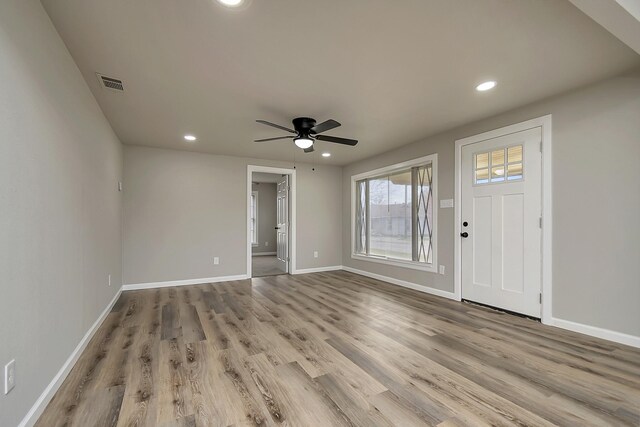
[454,115,553,324]
[247,165,297,278]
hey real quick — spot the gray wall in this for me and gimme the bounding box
[123,146,342,284]
[251,182,277,254]
[0,1,123,425]
[343,69,640,337]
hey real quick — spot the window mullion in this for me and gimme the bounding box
[411,167,418,262]
[365,179,370,255]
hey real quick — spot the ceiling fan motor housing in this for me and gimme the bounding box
[292,117,317,137]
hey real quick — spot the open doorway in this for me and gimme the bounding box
[247,166,296,278]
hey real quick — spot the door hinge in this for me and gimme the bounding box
[539,141,543,153]
[539,217,542,228]
[539,293,542,304]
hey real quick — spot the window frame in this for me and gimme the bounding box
[251,190,259,247]
[350,153,438,273]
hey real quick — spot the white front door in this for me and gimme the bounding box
[276,175,289,273]
[461,127,542,317]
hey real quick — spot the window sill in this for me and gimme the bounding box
[351,254,437,273]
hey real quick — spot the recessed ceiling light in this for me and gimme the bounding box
[476,81,497,92]
[217,0,243,6]
[184,135,197,141]
[322,152,331,158]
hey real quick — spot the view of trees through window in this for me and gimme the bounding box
[355,162,433,265]
[369,170,413,260]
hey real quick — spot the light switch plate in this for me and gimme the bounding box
[440,199,454,208]
[313,251,319,258]
[4,359,15,394]
[439,265,445,275]
[213,257,220,265]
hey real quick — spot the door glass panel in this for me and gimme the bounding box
[491,166,505,182]
[508,145,523,163]
[507,163,523,180]
[491,149,505,166]
[476,152,489,169]
[475,168,489,184]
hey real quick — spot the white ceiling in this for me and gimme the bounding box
[42,0,639,166]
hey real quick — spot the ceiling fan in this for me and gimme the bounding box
[254,117,358,153]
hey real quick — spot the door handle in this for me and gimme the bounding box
[275,226,280,230]
[460,232,469,238]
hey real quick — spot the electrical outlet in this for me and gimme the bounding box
[265,242,268,247]
[313,251,319,258]
[4,359,15,395]
[108,274,111,287]
[118,181,123,192]
[439,265,445,275]
[213,257,220,265]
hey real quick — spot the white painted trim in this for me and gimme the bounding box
[123,274,249,291]
[350,254,438,273]
[549,317,640,349]
[454,115,553,319]
[18,287,123,427]
[292,265,344,274]
[247,165,296,277]
[251,190,259,246]
[350,153,438,274]
[252,251,277,256]
[342,266,457,300]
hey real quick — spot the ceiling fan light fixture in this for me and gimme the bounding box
[294,137,314,149]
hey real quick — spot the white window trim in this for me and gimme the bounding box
[350,153,438,273]
[251,191,259,247]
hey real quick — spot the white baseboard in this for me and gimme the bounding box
[292,265,344,275]
[18,287,123,427]
[252,252,276,257]
[549,317,640,349]
[342,266,458,301]
[123,274,249,291]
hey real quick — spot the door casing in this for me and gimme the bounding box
[454,115,553,324]
[247,165,296,278]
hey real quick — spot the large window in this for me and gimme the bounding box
[250,191,258,246]
[352,154,437,271]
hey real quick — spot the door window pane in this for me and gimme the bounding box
[491,149,505,166]
[507,163,523,180]
[476,168,489,184]
[476,152,489,169]
[508,145,523,163]
[491,166,505,182]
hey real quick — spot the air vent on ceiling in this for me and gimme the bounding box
[96,73,124,92]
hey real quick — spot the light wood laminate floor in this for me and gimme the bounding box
[252,256,283,278]
[36,271,640,426]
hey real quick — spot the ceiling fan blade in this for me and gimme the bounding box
[311,119,341,134]
[315,134,358,146]
[303,145,315,153]
[256,120,296,134]
[254,136,294,142]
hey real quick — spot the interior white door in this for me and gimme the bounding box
[461,127,542,317]
[276,175,289,273]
